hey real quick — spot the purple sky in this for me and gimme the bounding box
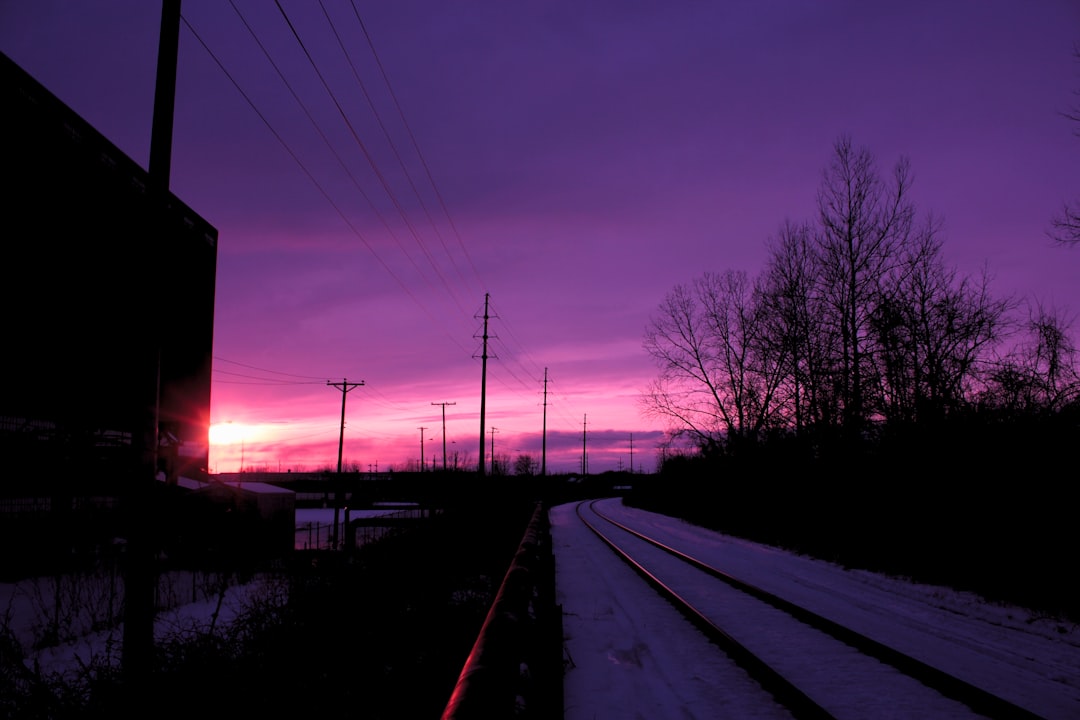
[3,1,1077,474]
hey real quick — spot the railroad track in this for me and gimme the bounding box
[574,499,1047,720]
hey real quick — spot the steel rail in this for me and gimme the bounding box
[575,500,837,720]
[587,499,1047,720]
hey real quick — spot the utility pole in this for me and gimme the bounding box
[432,401,456,471]
[629,433,634,474]
[541,368,549,476]
[328,378,363,549]
[149,0,179,195]
[489,426,499,475]
[418,426,428,471]
[582,414,588,475]
[124,0,181,697]
[476,293,491,476]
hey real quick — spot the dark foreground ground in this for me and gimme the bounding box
[5,450,1075,718]
[2,494,542,719]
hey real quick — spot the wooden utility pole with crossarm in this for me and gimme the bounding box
[328,378,363,549]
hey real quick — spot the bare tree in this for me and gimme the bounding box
[987,303,1080,413]
[869,224,1012,427]
[643,279,727,453]
[513,453,538,476]
[759,220,840,436]
[814,136,915,441]
[644,136,1042,460]
[1029,304,1079,405]
[643,270,788,453]
[1049,45,1080,246]
[1050,205,1080,247]
[490,453,511,476]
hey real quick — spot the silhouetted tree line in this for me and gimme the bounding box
[634,136,1079,620]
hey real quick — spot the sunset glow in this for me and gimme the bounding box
[208,422,250,446]
[4,2,1076,476]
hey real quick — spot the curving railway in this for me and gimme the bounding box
[567,498,1053,720]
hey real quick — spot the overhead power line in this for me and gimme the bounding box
[180,11,444,332]
[273,0,468,318]
[348,0,484,297]
[182,6,592,453]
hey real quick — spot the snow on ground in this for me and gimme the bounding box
[5,499,1078,718]
[552,497,1080,720]
[0,506,410,680]
[0,566,288,684]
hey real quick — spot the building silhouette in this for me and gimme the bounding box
[0,50,217,567]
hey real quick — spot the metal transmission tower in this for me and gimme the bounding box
[475,293,492,476]
[328,378,364,549]
[541,368,549,476]
[432,401,456,471]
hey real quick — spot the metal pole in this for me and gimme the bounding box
[477,294,490,476]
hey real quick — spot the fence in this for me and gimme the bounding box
[293,506,431,551]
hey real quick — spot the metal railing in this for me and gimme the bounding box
[440,502,561,719]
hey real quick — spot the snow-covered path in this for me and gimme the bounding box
[551,498,1080,720]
